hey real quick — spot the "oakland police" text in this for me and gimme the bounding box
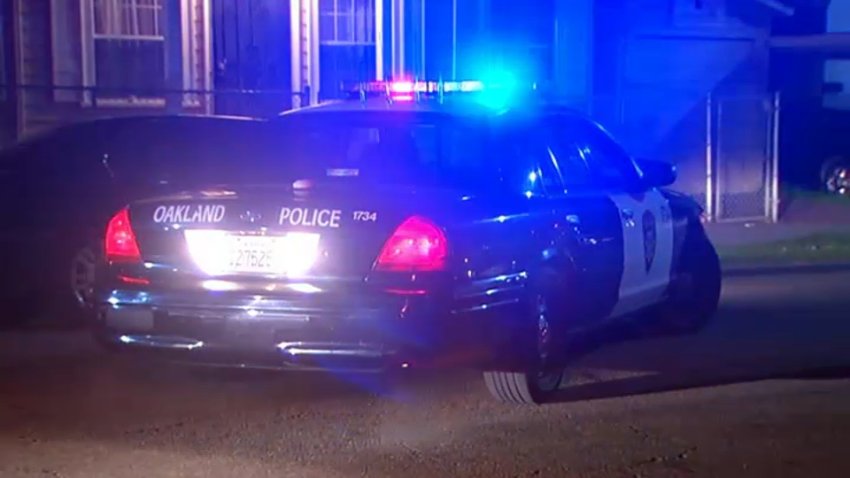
[153,204,226,224]
[279,207,342,228]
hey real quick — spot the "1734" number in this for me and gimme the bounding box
[353,211,378,222]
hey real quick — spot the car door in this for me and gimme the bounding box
[542,116,624,322]
[573,120,675,317]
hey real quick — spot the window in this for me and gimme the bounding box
[497,125,556,197]
[574,121,641,190]
[545,117,592,190]
[92,0,166,96]
[319,0,375,45]
[267,113,495,191]
[112,119,277,187]
[536,149,564,196]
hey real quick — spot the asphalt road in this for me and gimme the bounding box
[3,269,850,478]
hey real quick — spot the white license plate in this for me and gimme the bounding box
[184,231,320,276]
[228,235,278,273]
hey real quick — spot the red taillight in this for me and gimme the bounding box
[105,207,141,263]
[375,216,448,272]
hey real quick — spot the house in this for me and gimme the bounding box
[1,0,214,144]
[0,0,809,222]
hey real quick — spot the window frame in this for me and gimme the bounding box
[569,117,643,192]
[319,0,376,46]
[52,0,206,108]
[494,122,564,199]
[543,114,595,193]
[86,0,167,105]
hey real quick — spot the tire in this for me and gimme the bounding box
[653,228,721,335]
[67,243,100,310]
[483,269,569,405]
[483,368,563,405]
[47,240,102,324]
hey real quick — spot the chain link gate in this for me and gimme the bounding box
[706,93,780,223]
[586,90,780,223]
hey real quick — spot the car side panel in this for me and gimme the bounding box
[449,193,625,329]
[663,189,705,277]
[544,193,625,325]
[446,198,540,314]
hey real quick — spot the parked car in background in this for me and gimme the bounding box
[0,115,273,325]
[821,155,850,196]
[782,105,850,197]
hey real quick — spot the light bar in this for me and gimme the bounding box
[347,80,487,96]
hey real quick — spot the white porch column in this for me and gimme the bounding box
[164,0,185,112]
[407,0,426,78]
[290,0,320,107]
[390,0,405,78]
[376,0,385,80]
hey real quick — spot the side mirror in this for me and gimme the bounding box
[637,159,677,188]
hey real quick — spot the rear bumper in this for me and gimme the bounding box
[92,286,523,371]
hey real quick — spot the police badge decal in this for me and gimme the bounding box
[642,210,657,272]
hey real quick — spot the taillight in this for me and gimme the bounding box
[105,207,141,263]
[375,216,448,272]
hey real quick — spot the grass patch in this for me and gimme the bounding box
[782,185,849,207]
[718,233,850,267]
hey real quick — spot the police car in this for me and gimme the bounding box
[93,79,722,405]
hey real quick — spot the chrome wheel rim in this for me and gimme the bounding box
[826,166,850,195]
[534,294,562,392]
[70,247,97,307]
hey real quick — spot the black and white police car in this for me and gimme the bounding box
[93,80,722,404]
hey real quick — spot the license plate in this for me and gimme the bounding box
[184,230,320,276]
[228,235,277,273]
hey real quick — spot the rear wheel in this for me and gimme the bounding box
[69,245,99,308]
[653,230,721,335]
[50,240,101,324]
[483,282,567,405]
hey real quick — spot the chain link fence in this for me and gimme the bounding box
[573,90,779,223]
[713,94,780,223]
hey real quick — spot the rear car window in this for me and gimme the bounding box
[267,111,497,191]
[99,117,278,187]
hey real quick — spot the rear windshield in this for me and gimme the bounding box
[265,111,497,190]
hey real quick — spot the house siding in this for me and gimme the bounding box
[0,0,19,145]
[591,0,773,201]
[15,0,53,136]
[193,0,207,94]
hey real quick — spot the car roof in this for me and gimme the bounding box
[79,114,262,128]
[0,115,264,156]
[279,98,589,123]
[57,114,261,134]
